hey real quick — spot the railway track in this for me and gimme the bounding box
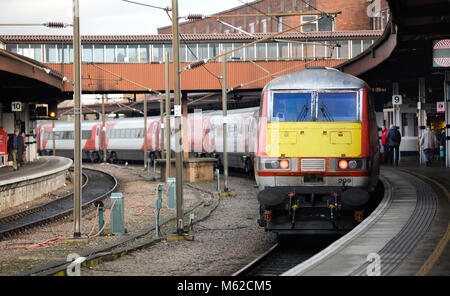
[0,168,117,240]
[234,235,342,276]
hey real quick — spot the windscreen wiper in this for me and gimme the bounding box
[296,103,309,122]
[319,103,334,122]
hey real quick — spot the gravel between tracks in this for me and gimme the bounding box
[0,163,276,276]
[0,163,198,275]
[81,172,277,276]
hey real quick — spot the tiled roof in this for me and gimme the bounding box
[0,30,383,44]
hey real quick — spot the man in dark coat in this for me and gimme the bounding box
[7,130,24,171]
[387,124,401,166]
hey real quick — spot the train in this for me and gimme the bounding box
[36,107,259,171]
[255,67,380,234]
[37,66,379,235]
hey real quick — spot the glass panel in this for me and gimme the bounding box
[234,43,244,59]
[128,45,138,62]
[256,43,266,59]
[208,44,219,59]
[363,40,372,51]
[94,45,104,62]
[318,16,333,31]
[186,44,197,61]
[6,44,17,53]
[245,44,255,59]
[338,41,349,59]
[317,93,357,122]
[179,44,187,62]
[117,45,126,62]
[31,44,42,62]
[291,43,302,58]
[82,45,93,62]
[105,45,115,62]
[165,44,173,62]
[272,93,312,122]
[278,43,289,58]
[45,44,57,63]
[303,44,313,58]
[302,16,317,32]
[198,44,208,59]
[222,43,233,58]
[315,44,326,58]
[267,43,277,58]
[152,44,163,62]
[139,45,149,63]
[351,40,362,58]
[327,41,338,59]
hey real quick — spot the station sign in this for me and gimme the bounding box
[433,39,450,68]
[392,95,402,105]
[437,101,445,113]
[11,101,22,112]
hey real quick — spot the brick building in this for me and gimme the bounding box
[158,0,389,34]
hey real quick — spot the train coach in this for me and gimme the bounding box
[255,67,380,234]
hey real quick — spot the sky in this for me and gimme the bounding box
[0,0,246,35]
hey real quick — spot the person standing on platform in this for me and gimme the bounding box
[420,125,437,166]
[20,132,27,166]
[387,124,401,166]
[7,130,24,171]
[381,125,390,164]
[439,128,446,165]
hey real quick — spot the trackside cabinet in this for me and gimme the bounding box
[110,193,124,235]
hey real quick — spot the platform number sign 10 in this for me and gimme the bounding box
[392,95,402,105]
[11,101,22,112]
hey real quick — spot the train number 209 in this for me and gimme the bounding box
[338,178,352,184]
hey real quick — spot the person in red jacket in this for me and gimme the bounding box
[381,125,390,164]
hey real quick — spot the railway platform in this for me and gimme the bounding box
[283,157,450,276]
[0,156,73,213]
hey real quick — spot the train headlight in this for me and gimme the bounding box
[333,159,365,171]
[338,160,349,170]
[262,158,292,170]
[279,159,289,169]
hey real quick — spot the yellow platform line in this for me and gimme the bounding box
[0,158,50,177]
[398,168,450,276]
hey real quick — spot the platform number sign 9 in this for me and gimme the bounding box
[11,101,22,112]
[392,95,402,105]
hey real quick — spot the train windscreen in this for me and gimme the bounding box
[272,93,312,122]
[317,92,357,122]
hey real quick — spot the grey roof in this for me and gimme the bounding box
[264,67,367,90]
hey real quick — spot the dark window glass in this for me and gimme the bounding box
[352,40,362,58]
[317,93,357,122]
[318,16,333,31]
[272,93,312,122]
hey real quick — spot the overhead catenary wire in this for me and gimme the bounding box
[121,0,171,11]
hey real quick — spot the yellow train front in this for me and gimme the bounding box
[255,67,380,235]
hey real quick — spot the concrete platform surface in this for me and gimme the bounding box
[283,160,450,276]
